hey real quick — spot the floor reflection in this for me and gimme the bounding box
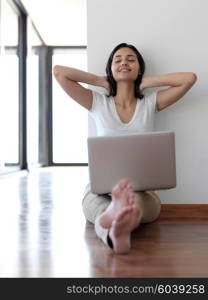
[84,221,177,278]
[1,167,207,277]
[37,172,53,277]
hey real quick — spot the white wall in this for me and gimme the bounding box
[87,0,208,204]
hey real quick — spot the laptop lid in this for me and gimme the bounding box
[87,131,176,194]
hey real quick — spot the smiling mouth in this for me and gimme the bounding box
[119,69,131,72]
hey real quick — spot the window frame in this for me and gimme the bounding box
[0,0,27,174]
[0,1,88,175]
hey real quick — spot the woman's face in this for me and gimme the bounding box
[111,47,140,82]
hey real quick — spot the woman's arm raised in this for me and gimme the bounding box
[53,65,108,110]
[140,72,197,111]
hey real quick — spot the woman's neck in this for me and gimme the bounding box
[114,81,136,107]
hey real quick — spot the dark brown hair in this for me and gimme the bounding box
[105,43,145,99]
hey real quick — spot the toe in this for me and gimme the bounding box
[112,178,129,198]
[128,193,135,205]
[112,185,120,198]
[120,178,129,189]
[123,186,129,198]
[126,187,135,205]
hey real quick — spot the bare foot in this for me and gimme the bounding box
[109,203,140,254]
[99,178,134,228]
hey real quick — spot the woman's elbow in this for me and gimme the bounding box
[187,72,197,86]
[53,65,62,77]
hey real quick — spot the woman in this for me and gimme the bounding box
[53,43,197,254]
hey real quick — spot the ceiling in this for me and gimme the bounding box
[20,0,87,46]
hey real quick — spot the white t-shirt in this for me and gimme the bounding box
[89,90,158,137]
[83,90,158,197]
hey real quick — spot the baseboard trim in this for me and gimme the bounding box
[160,204,208,218]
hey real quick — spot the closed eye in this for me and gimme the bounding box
[114,59,135,63]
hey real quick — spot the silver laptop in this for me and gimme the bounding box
[87,131,176,194]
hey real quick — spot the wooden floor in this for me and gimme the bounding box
[0,167,208,278]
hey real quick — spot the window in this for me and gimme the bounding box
[52,48,88,164]
[0,0,19,170]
